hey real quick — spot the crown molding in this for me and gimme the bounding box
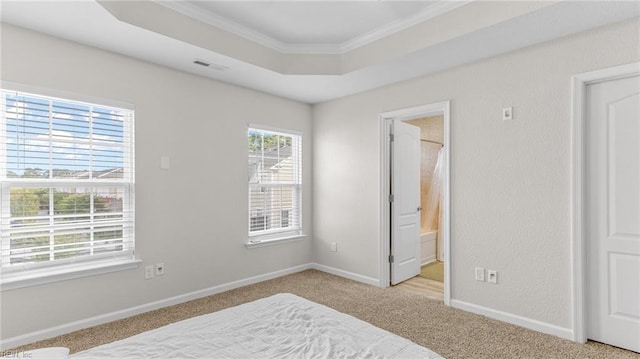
[152,0,471,55]
[152,0,289,52]
[339,0,471,53]
[281,43,343,55]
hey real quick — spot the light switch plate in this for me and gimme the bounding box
[503,107,513,121]
[160,156,170,170]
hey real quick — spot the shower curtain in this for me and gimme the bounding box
[424,148,443,231]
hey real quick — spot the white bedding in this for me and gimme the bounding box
[71,293,442,359]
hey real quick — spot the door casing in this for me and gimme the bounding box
[570,61,640,343]
[379,101,451,306]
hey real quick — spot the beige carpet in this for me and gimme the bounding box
[10,270,639,359]
[420,261,444,282]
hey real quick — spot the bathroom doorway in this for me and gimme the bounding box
[406,115,445,284]
[379,101,451,305]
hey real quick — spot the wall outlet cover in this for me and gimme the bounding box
[488,270,498,284]
[502,107,513,121]
[155,263,165,276]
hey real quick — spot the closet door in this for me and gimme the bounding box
[586,74,640,352]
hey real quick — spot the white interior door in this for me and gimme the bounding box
[391,120,421,285]
[586,74,640,352]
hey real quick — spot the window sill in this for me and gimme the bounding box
[0,258,142,291]
[246,234,307,249]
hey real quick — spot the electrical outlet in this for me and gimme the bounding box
[475,267,485,281]
[488,270,498,284]
[145,265,154,280]
[330,242,337,252]
[155,263,165,276]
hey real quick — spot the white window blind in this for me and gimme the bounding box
[0,88,135,273]
[248,126,302,241]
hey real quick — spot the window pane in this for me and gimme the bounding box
[51,101,90,139]
[93,108,125,144]
[249,186,268,232]
[5,96,51,178]
[10,232,50,264]
[54,230,91,260]
[51,142,91,179]
[93,186,126,254]
[9,187,49,218]
[94,227,125,254]
[93,146,124,179]
[5,95,50,178]
[53,189,91,225]
[95,187,125,223]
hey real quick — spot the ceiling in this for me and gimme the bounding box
[158,1,446,53]
[1,1,639,104]
[201,1,434,45]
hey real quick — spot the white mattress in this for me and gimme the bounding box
[71,293,442,359]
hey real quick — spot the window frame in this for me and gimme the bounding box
[247,124,305,247]
[0,83,138,290]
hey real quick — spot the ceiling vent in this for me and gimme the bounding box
[193,59,229,71]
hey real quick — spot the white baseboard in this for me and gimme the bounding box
[1,263,313,350]
[310,263,380,287]
[421,257,437,266]
[450,299,574,340]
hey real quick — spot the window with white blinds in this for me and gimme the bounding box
[248,126,302,242]
[0,88,135,274]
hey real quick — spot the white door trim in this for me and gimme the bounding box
[570,61,640,343]
[379,101,451,306]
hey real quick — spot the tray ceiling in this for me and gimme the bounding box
[157,1,449,53]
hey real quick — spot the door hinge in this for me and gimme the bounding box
[389,194,394,202]
[389,133,394,142]
[389,255,394,263]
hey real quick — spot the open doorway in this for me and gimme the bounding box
[379,101,451,306]
[406,115,445,267]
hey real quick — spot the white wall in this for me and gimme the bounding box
[312,19,639,330]
[0,24,313,340]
